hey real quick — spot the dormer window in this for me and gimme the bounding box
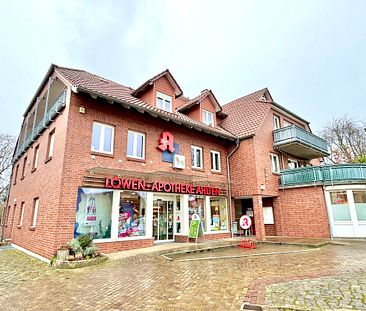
[202,109,214,126]
[156,92,172,112]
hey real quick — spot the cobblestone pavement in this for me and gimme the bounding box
[0,241,365,311]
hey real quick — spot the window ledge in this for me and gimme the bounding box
[45,156,53,164]
[20,176,25,181]
[272,172,281,176]
[31,167,37,173]
[91,151,114,158]
[191,167,204,172]
[16,225,22,229]
[93,236,153,243]
[127,157,146,163]
[211,170,222,175]
[29,226,36,231]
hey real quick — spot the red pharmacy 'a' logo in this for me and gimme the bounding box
[157,131,175,153]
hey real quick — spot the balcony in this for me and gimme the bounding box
[280,164,366,187]
[274,125,329,159]
[14,89,67,160]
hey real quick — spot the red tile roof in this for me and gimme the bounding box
[176,89,222,113]
[54,65,235,140]
[221,88,272,138]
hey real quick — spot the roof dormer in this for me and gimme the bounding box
[131,69,183,112]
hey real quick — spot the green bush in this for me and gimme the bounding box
[68,235,98,259]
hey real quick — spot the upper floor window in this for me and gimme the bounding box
[210,150,221,172]
[18,202,25,226]
[191,145,203,169]
[91,122,114,155]
[283,120,292,127]
[127,130,145,159]
[273,115,280,130]
[32,145,39,171]
[270,153,280,173]
[47,129,55,159]
[13,164,19,185]
[21,156,27,179]
[288,159,299,169]
[202,110,214,126]
[156,92,172,112]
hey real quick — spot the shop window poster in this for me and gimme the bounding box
[85,197,97,226]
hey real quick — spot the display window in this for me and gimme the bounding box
[75,188,113,239]
[353,191,366,221]
[330,191,351,221]
[119,191,146,238]
[188,195,206,230]
[209,197,228,231]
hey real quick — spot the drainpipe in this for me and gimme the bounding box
[227,139,240,238]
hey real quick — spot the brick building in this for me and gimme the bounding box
[1,65,365,262]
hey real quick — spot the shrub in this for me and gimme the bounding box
[68,235,98,259]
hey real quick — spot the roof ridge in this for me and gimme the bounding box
[224,87,268,107]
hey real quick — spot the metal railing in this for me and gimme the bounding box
[274,125,328,154]
[280,164,366,187]
[14,89,67,159]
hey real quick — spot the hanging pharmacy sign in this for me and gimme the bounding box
[105,176,221,196]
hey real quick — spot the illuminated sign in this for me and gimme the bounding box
[105,176,221,196]
[157,131,175,153]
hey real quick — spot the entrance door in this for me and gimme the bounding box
[153,199,174,241]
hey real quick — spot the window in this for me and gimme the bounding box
[6,205,11,225]
[191,146,203,169]
[330,192,351,221]
[32,145,39,170]
[283,120,292,127]
[75,188,113,239]
[13,164,19,185]
[18,202,25,226]
[119,191,147,238]
[91,122,114,154]
[288,159,299,169]
[202,110,214,126]
[47,129,55,159]
[127,130,145,159]
[210,150,221,172]
[270,153,280,173]
[21,156,27,179]
[353,191,366,221]
[156,92,172,112]
[188,196,206,231]
[273,115,280,130]
[31,198,39,227]
[210,197,228,231]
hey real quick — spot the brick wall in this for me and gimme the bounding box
[275,186,330,238]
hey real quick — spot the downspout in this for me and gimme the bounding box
[227,138,240,238]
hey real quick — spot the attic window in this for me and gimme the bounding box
[156,92,172,112]
[259,95,266,101]
[202,109,214,127]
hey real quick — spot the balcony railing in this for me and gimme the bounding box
[274,125,329,159]
[280,164,366,187]
[14,89,67,160]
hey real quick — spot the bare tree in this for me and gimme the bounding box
[320,116,366,164]
[0,133,16,204]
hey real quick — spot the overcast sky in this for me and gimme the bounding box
[0,0,365,136]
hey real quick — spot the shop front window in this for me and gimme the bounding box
[75,188,113,239]
[188,195,206,231]
[118,191,146,238]
[330,191,351,221]
[210,197,228,231]
[353,191,366,221]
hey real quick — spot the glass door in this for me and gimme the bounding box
[153,199,174,242]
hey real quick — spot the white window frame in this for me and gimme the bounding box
[19,202,25,226]
[210,150,221,172]
[202,109,214,126]
[288,159,299,169]
[33,145,39,169]
[32,198,39,227]
[48,131,55,158]
[273,115,280,130]
[191,145,203,169]
[270,153,280,173]
[156,92,172,112]
[91,122,114,155]
[127,130,145,160]
[263,206,274,224]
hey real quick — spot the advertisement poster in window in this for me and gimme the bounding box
[85,197,97,226]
